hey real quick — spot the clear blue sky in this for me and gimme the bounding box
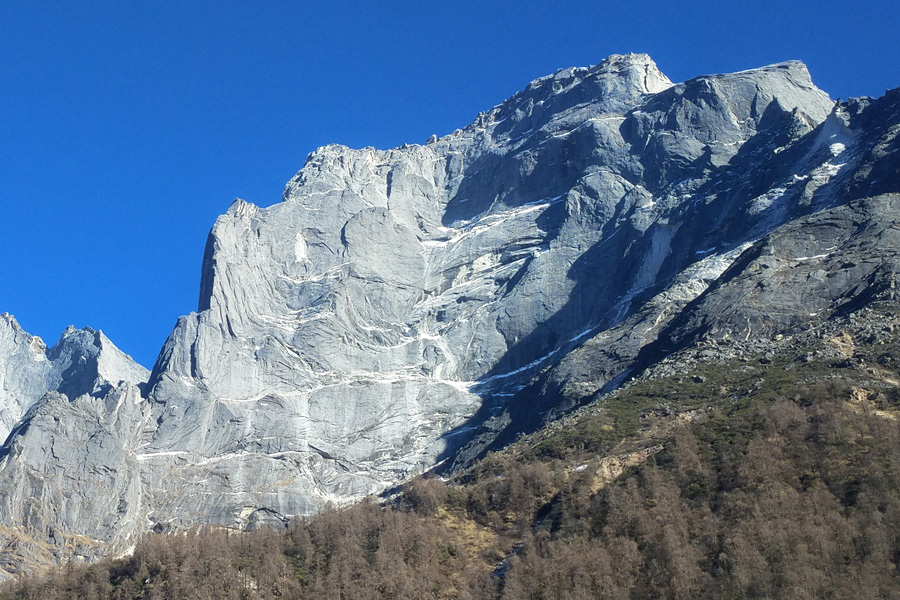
[2,1,898,368]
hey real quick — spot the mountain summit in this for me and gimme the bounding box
[0,54,898,576]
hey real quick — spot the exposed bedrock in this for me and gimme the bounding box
[1,54,898,576]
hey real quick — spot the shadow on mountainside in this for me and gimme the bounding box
[428,99,877,473]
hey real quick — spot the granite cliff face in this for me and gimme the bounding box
[0,54,897,576]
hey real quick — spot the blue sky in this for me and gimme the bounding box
[2,1,898,368]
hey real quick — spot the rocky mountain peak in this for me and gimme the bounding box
[600,52,673,94]
[0,313,44,353]
[146,52,857,506]
[516,52,673,106]
[0,321,147,448]
[0,55,897,578]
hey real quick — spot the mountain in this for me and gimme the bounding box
[0,53,897,578]
[4,296,900,598]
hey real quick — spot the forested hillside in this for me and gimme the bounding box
[3,300,899,599]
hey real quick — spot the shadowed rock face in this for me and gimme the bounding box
[0,53,898,576]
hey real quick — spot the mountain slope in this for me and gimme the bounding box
[4,295,900,598]
[0,54,897,577]
[140,54,840,509]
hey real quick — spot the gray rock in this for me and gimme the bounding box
[0,316,148,442]
[0,322,148,578]
[1,53,898,575]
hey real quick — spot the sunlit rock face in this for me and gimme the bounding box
[1,53,898,576]
[140,54,835,518]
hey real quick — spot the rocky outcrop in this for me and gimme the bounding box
[139,54,841,511]
[0,53,897,576]
[0,316,148,443]
[455,79,900,460]
[0,321,149,577]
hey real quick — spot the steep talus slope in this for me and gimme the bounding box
[0,54,897,576]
